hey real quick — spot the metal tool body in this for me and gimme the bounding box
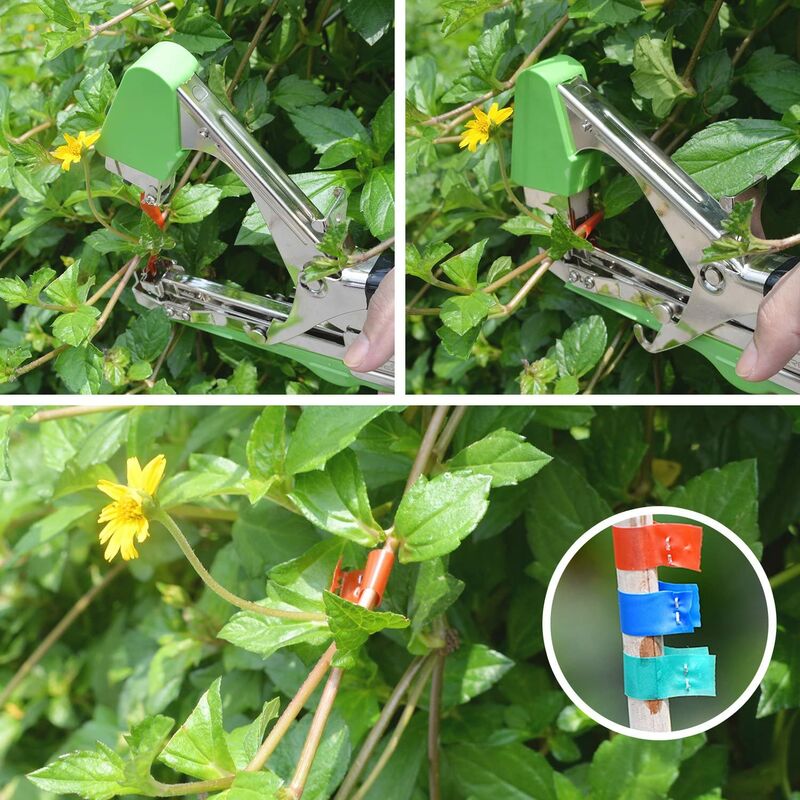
[511,55,800,394]
[97,42,393,391]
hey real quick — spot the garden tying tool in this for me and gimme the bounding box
[95,42,394,391]
[511,55,800,394]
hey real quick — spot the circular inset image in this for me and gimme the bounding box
[543,506,776,740]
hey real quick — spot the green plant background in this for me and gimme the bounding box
[0,0,394,394]
[551,518,770,731]
[406,0,800,395]
[1,404,800,798]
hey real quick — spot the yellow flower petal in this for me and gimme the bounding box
[63,132,79,149]
[97,480,131,501]
[491,106,513,126]
[82,130,101,148]
[140,454,166,496]
[126,457,145,491]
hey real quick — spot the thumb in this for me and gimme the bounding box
[344,268,395,373]
[736,265,800,382]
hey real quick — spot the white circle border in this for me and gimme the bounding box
[541,505,777,741]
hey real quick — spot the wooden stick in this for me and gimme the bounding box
[616,512,672,731]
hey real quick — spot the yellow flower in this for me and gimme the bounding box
[459,103,514,152]
[96,455,166,562]
[51,130,101,172]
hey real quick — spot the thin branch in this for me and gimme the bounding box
[87,263,130,306]
[89,0,160,37]
[91,256,140,334]
[27,405,128,424]
[682,0,724,82]
[9,120,53,145]
[427,649,446,800]
[0,194,20,220]
[732,1,791,65]
[0,563,124,707]
[334,658,427,800]
[405,406,449,491]
[348,236,396,266]
[431,406,466,463]
[583,322,628,395]
[157,510,326,622]
[351,659,437,800]
[227,0,281,98]
[488,257,553,318]
[246,643,338,771]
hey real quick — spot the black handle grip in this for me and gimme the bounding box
[366,250,394,305]
[764,256,800,295]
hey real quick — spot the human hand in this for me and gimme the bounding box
[736,265,800,381]
[344,268,394,373]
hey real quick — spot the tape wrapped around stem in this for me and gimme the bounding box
[613,523,703,571]
[623,646,716,700]
[618,581,701,636]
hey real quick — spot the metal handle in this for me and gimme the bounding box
[177,74,325,268]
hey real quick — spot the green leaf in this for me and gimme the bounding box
[673,119,800,198]
[344,0,393,45]
[371,92,394,158]
[407,558,464,634]
[323,590,409,668]
[406,241,453,283]
[440,239,488,289]
[0,266,55,307]
[440,0,503,37]
[218,609,330,658]
[159,454,247,507]
[52,306,100,346]
[75,66,115,127]
[360,164,394,239]
[668,460,761,557]
[396,472,492,563]
[36,0,81,28]
[288,106,368,154]
[28,746,131,800]
[159,678,237,781]
[525,458,612,576]
[443,644,514,707]
[123,716,174,790]
[440,291,494,336]
[45,262,92,307]
[448,428,552,488]
[570,0,644,25]
[547,216,593,261]
[246,406,286,495]
[284,406,387,474]
[120,309,172,363]
[757,630,800,717]
[519,357,559,395]
[501,214,551,237]
[0,346,31,384]
[589,735,704,800]
[55,345,104,394]
[448,742,560,800]
[702,199,758,262]
[225,772,284,800]
[290,449,382,546]
[550,315,607,379]
[172,12,231,54]
[227,698,281,770]
[601,174,642,219]
[169,185,222,224]
[742,47,800,114]
[272,75,327,113]
[631,32,695,118]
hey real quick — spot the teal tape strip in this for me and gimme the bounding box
[623,646,716,700]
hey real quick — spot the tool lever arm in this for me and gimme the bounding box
[177,74,326,269]
[559,78,728,272]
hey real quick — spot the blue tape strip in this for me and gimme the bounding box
[618,581,701,636]
[623,646,716,700]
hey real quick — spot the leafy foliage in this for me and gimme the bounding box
[1,404,800,797]
[407,0,800,394]
[0,0,393,394]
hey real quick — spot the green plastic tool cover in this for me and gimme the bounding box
[511,54,601,196]
[97,42,199,182]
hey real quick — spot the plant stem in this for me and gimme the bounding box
[351,659,437,800]
[495,139,551,226]
[348,236,396,266]
[89,0,159,37]
[771,561,800,589]
[227,0,281,97]
[583,322,628,394]
[732,1,791,65]
[427,649,446,800]
[156,510,326,621]
[482,251,547,294]
[91,256,140,335]
[488,257,553,318]
[153,776,234,797]
[13,346,68,379]
[287,667,344,798]
[9,120,52,145]
[27,405,127,424]
[0,563,124,707]
[432,406,466,463]
[83,158,138,243]
[246,643,338,771]
[682,0,724,82]
[334,658,427,800]
[406,406,449,491]
[87,264,131,305]
[0,194,20,220]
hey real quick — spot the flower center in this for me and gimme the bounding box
[65,140,82,157]
[117,496,145,523]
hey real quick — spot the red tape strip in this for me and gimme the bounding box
[613,523,702,571]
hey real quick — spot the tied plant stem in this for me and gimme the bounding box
[83,157,138,244]
[155,510,326,622]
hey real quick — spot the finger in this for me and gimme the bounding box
[344,268,395,373]
[736,265,800,381]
